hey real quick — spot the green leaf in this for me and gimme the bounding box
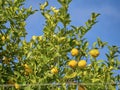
[14,71,21,78]
[92,42,97,48]
[26,52,32,59]
[40,1,48,10]
[97,60,104,64]
[24,86,33,90]
[65,72,77,79]
[91,78,100,83]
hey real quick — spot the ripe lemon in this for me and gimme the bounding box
[14,83,20,89]
[51,68,58,74]
[24,64,29,69]
[1,36,5,41]
[89,49,100,57]
[68,60,77,68]
[71,48,79,56]
[78,60,86,68]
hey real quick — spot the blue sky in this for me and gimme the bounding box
[24,0,120,87]
[25,0,120,47]
[24,0,120,59]
[24,0,120,60]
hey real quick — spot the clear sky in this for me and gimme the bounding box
[24,0,120,63]
[24,0,120,88]
[24,0,120,47]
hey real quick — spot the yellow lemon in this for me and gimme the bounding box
[68,60,77,68]
[71,48,79,56]
[1,36,5,41]
[89,49,100,57]
[24,64,29,69]
[14,83,20,89]
[78,60,86,68]
[51,68,58,74]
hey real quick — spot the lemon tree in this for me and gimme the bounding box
[0,0,120,90]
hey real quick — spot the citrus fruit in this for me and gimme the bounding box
[1,36,5,41]
[51,68,58,74]
[68,60,77,68]
[24,64,29,69]
[78,60,86,68]
[14,83,20,89]
[89,49,100,57]
[71,48,79,56]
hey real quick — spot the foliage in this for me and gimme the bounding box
[0,0,120,90]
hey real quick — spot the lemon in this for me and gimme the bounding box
[68,60,77,68]
[1,36,5,41]
[51,68,58,74]
[24,64,29,69]
[71,48,79,56]
[89,49,100,57]
[78,60,86,68]
[14,83,20,89]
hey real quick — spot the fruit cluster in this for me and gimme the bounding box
[51,48,100,74]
